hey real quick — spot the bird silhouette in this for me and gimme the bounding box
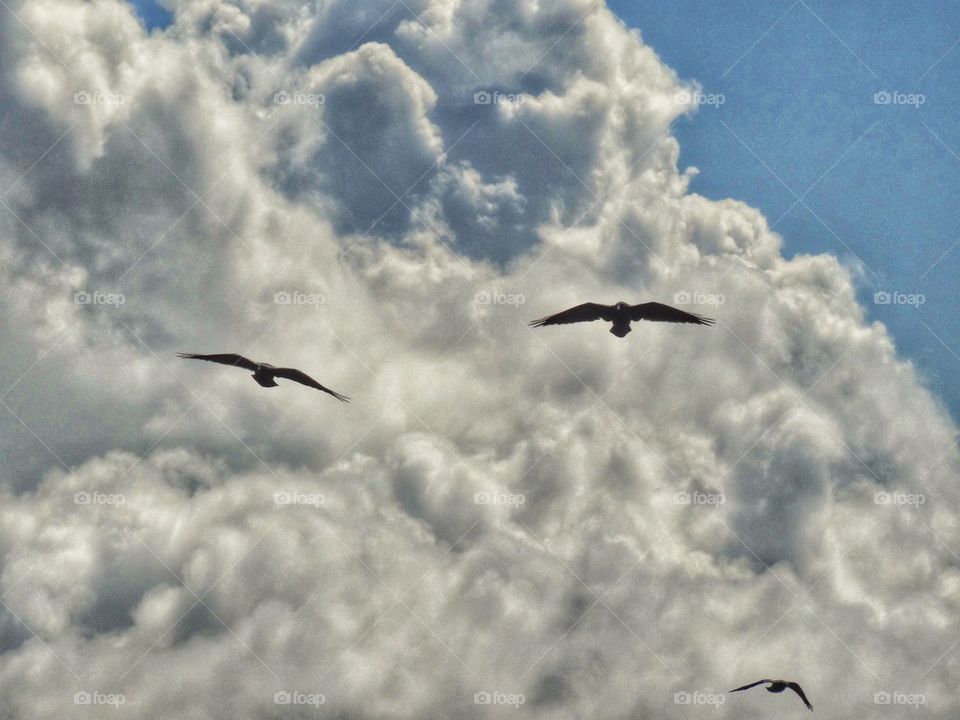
[528,301,714,337]
[177,353,349,402]
[729,679,813,711]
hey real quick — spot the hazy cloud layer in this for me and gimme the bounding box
[0,1,958,718]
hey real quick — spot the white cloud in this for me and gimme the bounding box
[0,0,958,718]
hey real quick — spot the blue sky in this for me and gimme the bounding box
[129,0,171,30]
[607,0,960,419]
[128,0,960,418]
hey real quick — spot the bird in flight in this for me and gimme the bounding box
[177,353,350,402]
[729,679,813,711]
[528,301,714,337]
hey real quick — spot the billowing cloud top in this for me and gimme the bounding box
[0,1,958,718]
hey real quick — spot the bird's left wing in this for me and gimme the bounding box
[729,680,770,693]
[177,352,258,370]
[528,302,612,328]
[787,683,813,711]
[629,302,715,326]
[272,367,350,402]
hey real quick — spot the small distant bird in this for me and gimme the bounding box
[177,353,350,402]
[729,679,813,711]
[528,301,714,338]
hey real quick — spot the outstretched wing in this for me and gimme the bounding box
[529,303,612,328]
[787,683,813,711]
[629,302,715,326]
[272,367,350,402]
[177,352,258,370]
[729,680,771,693]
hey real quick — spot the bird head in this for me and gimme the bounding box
[614,301,629,311]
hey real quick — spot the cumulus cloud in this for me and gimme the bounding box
[0,0,958,718]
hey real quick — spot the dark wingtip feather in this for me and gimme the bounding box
[528,318,548,328]
[322,387,350,402]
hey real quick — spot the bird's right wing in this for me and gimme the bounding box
[176,353,258,371]
[629,301,715,325]
[729,680,771,693]
[528,303,612,328]
[787,683,813,711]
[272,367,350,402]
